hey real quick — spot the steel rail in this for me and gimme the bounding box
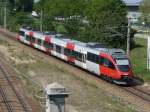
[123,87,150,102]
[0,86,13,112]
[0,60,29,112]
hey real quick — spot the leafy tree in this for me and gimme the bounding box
[7,12,35,31]
[140,0,150,25]
[81,0,128,48]
[34,0,132,48]
[15,0,34,12]
[34,0,86,34]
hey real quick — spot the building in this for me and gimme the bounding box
[122,0,143,23]
[34,0,40,3]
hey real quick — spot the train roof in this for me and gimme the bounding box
[19,27,127,58]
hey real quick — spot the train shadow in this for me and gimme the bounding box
[132,76,144,86]
[120,76,144,87]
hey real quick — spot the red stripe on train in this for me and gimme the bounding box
[66,42,75,62]
[29,32,34,46]
[44,36,51,43]
[29,32,33,37]
[45,36,51,54]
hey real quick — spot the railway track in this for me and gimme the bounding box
[123,86,150,103]
[0,56,31,111]
[0,27,150,112]
[0,86,13,112]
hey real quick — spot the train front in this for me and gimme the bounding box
[111,50,134,85]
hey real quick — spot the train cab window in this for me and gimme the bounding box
[115,58,130,72]
[19,31,25,36]
[37,39,42,45]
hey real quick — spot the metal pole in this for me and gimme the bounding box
[127,18,131,56]
[40,10,43,32]
[4,0,7,30]
[147,36,150,69]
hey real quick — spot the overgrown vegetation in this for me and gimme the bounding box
[140,0,150,25]
[131,38,150,82]
[34,0,131,48]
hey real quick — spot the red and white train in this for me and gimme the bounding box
[17,27,133,85]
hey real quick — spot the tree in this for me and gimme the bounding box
[15,0,34,12]
[34,0,86,34]
[140,0,150,25]
[80,0,128,48]
[34,0,130,48]
[7,12,35,31]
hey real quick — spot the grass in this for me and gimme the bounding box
[131,38,150,83]
[0,38,8,45]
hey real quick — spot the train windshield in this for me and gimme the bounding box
[115,58,130,72]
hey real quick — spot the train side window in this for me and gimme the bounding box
[100,57,115,69]
[31,37,35,43]
[64,48,70,56]
[26,35,30,41]
[72,51,85,62]
[103,58,109,67]
[78,52,82,62]
[87,52,94,62]
[87,52,99,64]
[99,57,104,65]
[43,41,53,49]
[43,41,49,48]
[19,31,25,36]
[37,39,42,45]
[56,45,61,53]
[72,51,77,58]
[87,52,91,60]
[49,43,53,49]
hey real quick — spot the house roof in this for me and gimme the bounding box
[122,0,143,6]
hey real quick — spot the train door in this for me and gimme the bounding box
[25,34,30,45]
[86,52,100,75]
[81,52,87,69]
